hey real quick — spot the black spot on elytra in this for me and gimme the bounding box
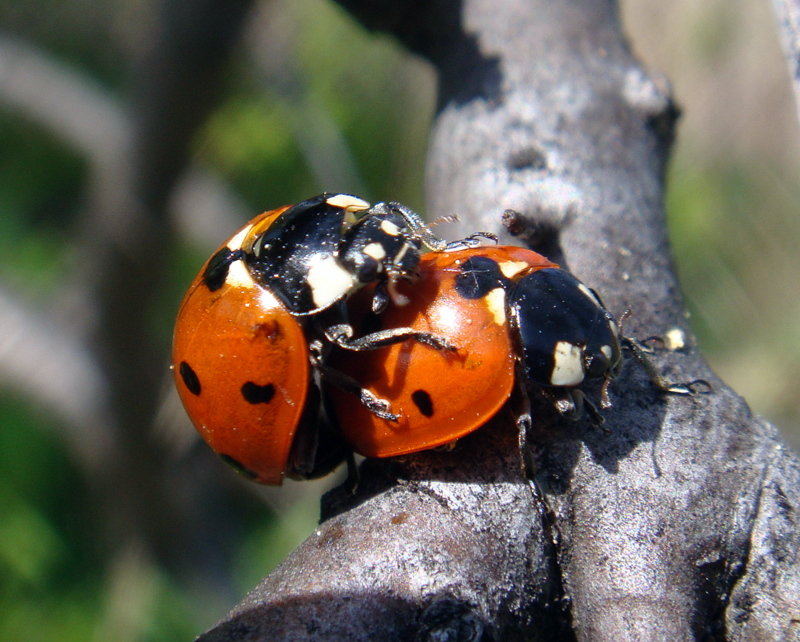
[411,389,434,417]
[203,247,245,292]
[179,361,201,396]
[454,256,506,299]
[241,381,275,405]
[219,454,259,480]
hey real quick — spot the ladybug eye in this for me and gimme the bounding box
[355,257,379,283]
[584,350,608,378]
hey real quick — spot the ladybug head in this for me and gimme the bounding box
[339,212,423,305]
[512,268,623,394]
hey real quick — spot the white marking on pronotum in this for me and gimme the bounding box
[227,224,253,251]
[380,219,401,237]
[225,259,255,288]
[577,282,603,307]
[362,242,386,261]
[499,260,529,279]
[551,341,585,386]
[485,287,507,325]
[600,345,613,361]
[326,194,370,212]
[306,255,358,309]
[224,223,257,287]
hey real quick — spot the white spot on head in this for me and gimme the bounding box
[499,260,529,279]
[227,224,253,252]
[326,194,370,212]
[362,242,386,261]
[306,255,358,309]
[551,341,585,386]
[225,259,255,288]
[392,241,412,267]
[380,220,401,237]
[577,283,603,307]
[485,287,506,325]
[600,345,613,361]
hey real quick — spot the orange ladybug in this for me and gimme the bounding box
[173,194,475,484]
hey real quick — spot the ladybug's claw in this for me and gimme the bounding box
[413,332,456,351]
[622,336,712,397]
[443,232,498,251]
[317,362,401,421]
[662,379,713,396]
[359,390,400,421]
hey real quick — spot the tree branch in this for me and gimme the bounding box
[771,0,800,124]
[200,1,800,639]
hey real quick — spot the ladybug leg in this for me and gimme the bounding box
[510,361,536,481]
[536,388,607,427]
[599,373,614,409]
[442,232,499,251]
[578,392,607,428]
[309,339,399,421]
[343,451,359,494]
[516,412,536,481]
[316,361,400,421]
[378,201,496,251]
[621,336,713,396]
[617,310,711,394]
[538,388,580,419]
[370,283,391,314]
[324,323,456,352]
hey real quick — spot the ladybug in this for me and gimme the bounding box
[172,193,482,484]
[326,245,624,458]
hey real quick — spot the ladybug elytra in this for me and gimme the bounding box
[173,194,701,484]
[172,193,481,484]
[327,245,623,457]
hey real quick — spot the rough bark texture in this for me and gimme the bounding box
[772,0,800,123]
[200,0,800,639]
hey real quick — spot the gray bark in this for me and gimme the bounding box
[772,0,800,123]
[200,1,800,639]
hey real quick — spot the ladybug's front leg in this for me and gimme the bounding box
[317,323,455,421]
[323,323,456,352]
[315,361,399,422]
[309,338,399,421]
[314,323,456,421]
[620,335,712,396]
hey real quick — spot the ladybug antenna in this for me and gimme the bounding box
[375,201,499,251]
[381,201,451,251]
[428,214,460,228]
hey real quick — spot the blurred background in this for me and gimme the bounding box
[0,0,797,639]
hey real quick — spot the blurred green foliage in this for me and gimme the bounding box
[0,0,797,639]
[0,397,106,642]
[0,114,86,291]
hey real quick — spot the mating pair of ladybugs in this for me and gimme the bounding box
[172,193,639,485]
